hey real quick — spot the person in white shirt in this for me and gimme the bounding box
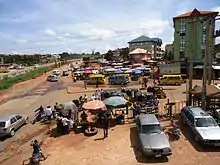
[97,90,101,100]
[61,116,70,135]
[92,94,96,100]
[45,106,52,120]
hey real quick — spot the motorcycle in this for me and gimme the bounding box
[29,153,41,165]
[171,120,181,140]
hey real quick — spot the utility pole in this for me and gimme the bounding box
[201,44,208,109]
[188,19,196,106]
[207,18,214,85]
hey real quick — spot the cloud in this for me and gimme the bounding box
[44,28,57,37]
[0,0,219,54]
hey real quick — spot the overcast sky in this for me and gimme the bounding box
[0,0,220,54]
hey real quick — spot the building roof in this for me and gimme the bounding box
[129,48,148,55]
[128,35,162,44]
[173,8,219,19]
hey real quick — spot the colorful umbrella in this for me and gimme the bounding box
[103,96,128,108]
[84,70,93,74]
[115,69,123,74]
[82,100,106,111]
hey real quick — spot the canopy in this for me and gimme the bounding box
[103,96,128,108]
[129,48,147,55]
[84,70,93,74]
[125,69,133,73]
[61,102,78,120]
[133,69,142,75]
[82,100,106,111]
[115,69,123,74]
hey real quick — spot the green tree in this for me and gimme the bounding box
[104,50,113,61]
[119,47,129,60]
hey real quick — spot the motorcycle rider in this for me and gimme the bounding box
[31,140,46,160]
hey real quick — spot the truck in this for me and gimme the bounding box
[159,63,181,75]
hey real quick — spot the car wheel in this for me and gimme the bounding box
[10,129,15,137]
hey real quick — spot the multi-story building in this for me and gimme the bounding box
[128,35,163,60]
[173,8,219,62]
[165,43,174,59]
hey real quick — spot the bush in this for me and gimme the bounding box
[0,67,51,90]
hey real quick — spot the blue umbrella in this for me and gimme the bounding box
[115,69,123,74]
[133,69,142,75]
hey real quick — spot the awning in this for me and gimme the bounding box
[190,85,220,97]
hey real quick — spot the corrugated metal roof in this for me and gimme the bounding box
[173,8,219,19]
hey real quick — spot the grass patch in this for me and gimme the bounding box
[0,66,54,90]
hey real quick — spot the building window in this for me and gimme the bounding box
[202,22,206,45]
[180,36,185,52]
[202,34,206,45]
[180,19,186,33]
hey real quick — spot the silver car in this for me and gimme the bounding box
[136,114,172,157]
[47,74,58,82]
[0,114,28,137]
[181,106,220,146]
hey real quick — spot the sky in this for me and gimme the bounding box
[0,0,220,54]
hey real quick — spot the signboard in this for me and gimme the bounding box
[215,53,220,59]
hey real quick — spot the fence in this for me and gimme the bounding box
[158,100,187,116]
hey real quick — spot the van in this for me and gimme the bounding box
[158,75,182,85]
[108,75,130,85]
[87,74,105,85]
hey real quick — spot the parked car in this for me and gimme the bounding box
[47,74,58,82]
[0,114,28,137]
[181,106,220,146]
[136,114,172,157]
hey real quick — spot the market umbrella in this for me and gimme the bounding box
[103,96,128,108]
[133,69,142,75]
[61,102,78,120]
[84,70,93,74]
[115,69,123,74]
[125,69,133,73]
[82,100,106,111]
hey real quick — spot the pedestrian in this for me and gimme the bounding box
[96,78,99,88]
[45,106,52,121]
[61,116,70,135]
[84,94,88,102]
[91,94,96,100]
[102,110,110,138]
[84,79,87,90]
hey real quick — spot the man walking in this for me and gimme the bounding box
[102,110,110,138]
[84,79,87,90]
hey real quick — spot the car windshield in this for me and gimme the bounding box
[195,117,218,127]
[141,124,162,134]
[0,122,6,128]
